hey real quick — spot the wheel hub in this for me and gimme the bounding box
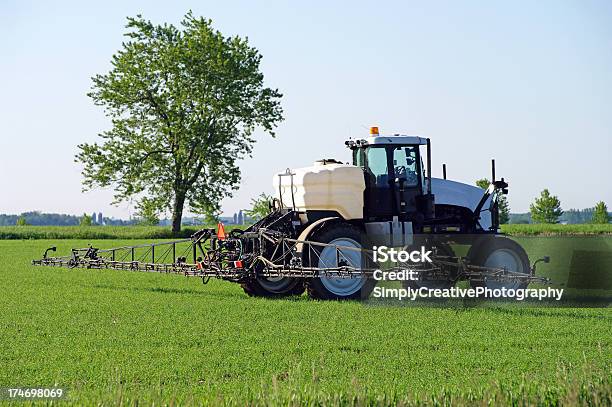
[317,238,366,296]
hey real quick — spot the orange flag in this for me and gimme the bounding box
[217,222,226,240]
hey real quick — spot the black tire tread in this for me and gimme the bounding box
[240,278,305,297]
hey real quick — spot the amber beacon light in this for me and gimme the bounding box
[370,126,379,135]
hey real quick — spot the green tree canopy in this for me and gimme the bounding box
[244,193,272,222]
[475,178,510,224]
[80,213,93,226]
[530,189,563,224]
[135,197,161,226]
[15,216,28,226]
[475,178,490,190]
[76,12,283,233]
[591,201,610,224]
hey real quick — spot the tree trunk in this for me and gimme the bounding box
[171,192,186,235]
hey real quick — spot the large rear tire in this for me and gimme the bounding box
[468,236,530,290]
[304,223,376,300]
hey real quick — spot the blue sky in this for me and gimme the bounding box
[1,0,611,219]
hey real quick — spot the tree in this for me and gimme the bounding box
[530,189,563,224]
[475,178,490,190]
[16,216,28,226]
[80,213,93,226]
[591,201,610,224]
[76,12,283,234]
[202,210,221,226]
[135,197,161,226]
[475,178,510,224]
[497,196,510,225]
[244,193,272,221]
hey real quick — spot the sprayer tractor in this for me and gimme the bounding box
[33,127,549,300]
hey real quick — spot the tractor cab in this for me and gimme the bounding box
[346,127,435,224]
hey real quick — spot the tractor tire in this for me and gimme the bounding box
[241,277,305,298]
[304,223,376,300]
[467,236,530,290]
[402,243,456,290]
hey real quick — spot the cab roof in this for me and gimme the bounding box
[345,134,428,148]
[366,135,428,145]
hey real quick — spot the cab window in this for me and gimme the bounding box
[353,148,365,168]
[392,146,418,186]
[365,147,389,187]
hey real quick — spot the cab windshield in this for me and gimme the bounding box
[354,145,420,188]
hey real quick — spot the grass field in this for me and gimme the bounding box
[0,239,610,405]
[0,223,611,240]
[0,226,205,240]
[502,223,612,236]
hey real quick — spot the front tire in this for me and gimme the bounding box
[304,223,376,300]
[468,236,530,290]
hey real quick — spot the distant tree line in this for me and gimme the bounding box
[0,211,244,227]
[2,194,609,227]
[511,207,611,224]
[526,190,609,224]
[474,180,610,225]
[0,212,134,226]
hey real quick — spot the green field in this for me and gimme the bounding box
[0,238,610,405]
[0,223,611,240]
[0,226,205,240]
[502,223,612,236]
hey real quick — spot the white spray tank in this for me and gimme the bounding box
[273,159,365,220]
